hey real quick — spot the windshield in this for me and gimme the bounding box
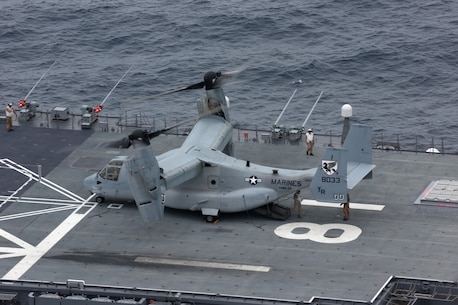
[98,160,123,181]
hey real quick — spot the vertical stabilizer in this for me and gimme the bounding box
[343,124,373,164]
[125,145,165,223]
[311,124,375,203]
[311,148,348,203]
[343,124,375,189]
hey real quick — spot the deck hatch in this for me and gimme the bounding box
[415,179,458,207]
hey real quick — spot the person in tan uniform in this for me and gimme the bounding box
[293,190,302,218]
[5,102,17,131]
[341,192,350,220]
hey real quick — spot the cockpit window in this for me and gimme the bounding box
[98,167,107,179]
[98,162,122,181]
[107,166,120,181]
[108,160,124,167]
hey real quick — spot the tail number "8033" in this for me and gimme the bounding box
[322,177,340,183]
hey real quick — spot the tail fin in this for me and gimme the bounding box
[310,148,348,203]
[342,124,375,189]
[343,124,373,164]
[311,124,375,203]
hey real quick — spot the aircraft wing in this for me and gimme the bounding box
[158,151,203,189]
[157,114,233,189]
[347,161,376,189]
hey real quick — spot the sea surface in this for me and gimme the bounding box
[1,0,458,151]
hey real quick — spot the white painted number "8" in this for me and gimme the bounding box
[274,222,362,243]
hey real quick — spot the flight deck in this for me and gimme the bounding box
[0,123,457,304]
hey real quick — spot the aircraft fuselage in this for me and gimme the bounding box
[164,152,315,212]
[84,146,315,212]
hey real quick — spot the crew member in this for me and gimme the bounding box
[5,102,17,131]
[341,192,350,220]
[293,190,302,218]
[305,128,314,156]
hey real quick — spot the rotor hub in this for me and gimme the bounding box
[203,71,222,90]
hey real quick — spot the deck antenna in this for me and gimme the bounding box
[301,90,324,128]
[273,79,301,126]
[83,65,134,127]
[23,51,67,101]
[99,65,133,108]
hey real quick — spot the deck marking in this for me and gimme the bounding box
[0,228,35,260]
[135,257,271,272]
[0,206,77,221]
[2,194,96,280]
[0,195,84,206]
[0,159,100,280]
[275,222,362,243]
[302,199,384,211]
[0,195,84,222]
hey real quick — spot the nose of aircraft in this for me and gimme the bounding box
[83,173,98,193]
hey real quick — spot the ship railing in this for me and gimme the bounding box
[7,111,458,154]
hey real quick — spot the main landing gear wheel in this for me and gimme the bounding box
[202,208,220,223]
[204,215,219,224]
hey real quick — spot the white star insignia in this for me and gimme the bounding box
[245,175,262,185]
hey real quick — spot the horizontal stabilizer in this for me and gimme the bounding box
[347,161,376,189]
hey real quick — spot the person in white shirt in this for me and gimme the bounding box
[305,128,314,156]
[5,102,17,131]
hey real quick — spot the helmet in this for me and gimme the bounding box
[308,128,312,132]
[7,103,13,107]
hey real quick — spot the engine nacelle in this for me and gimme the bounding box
[125,143,165,223]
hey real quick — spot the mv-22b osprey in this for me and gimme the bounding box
[84,70,375,223]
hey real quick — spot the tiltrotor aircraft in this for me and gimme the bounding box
[84,70,375,223]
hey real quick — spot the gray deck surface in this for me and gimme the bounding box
[0,125,457,303]
[0,124,93,196]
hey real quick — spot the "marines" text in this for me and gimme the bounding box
[271,179,302,187]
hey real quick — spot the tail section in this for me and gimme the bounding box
[311,148,348,203]
[311,124,375,203]
[343,124,373,164]
[342,124,375,189]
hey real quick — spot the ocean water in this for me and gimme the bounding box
[1,0,458,150]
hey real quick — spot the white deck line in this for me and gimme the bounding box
[302,199,385,211]
[0,206,77,222]
[135,257,271,272]
[1,194,96,280]
[0,195,84,205]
